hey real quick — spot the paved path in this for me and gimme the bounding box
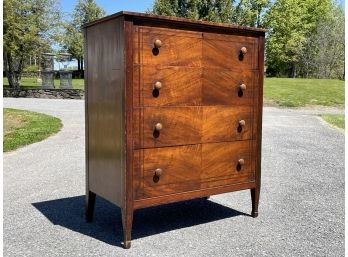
[4,98,344,257]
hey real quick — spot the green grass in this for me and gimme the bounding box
[320,114,345,129]
[3,77,84,89]
[4,77,345,108]
[3,108,63,152]
[264,78,345,107]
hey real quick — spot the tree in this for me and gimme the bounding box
[152,0,233,23]
[3,0,61,89]
[62,0,105,71]
[233,0,270,27]
[298,5,344,79]
[264,0,333,77]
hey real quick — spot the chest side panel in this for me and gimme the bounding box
[86,17,125,206]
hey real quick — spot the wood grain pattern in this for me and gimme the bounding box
[136,66,202,106]
[85,12,265,248]
[136,107,202,148]
[137,26,202,67]
[202,106,252,142]
[203,34,258,70]
[135,140,254,199]
[202,69,256,106]
[86,17,125,206]
[134,106,252,148]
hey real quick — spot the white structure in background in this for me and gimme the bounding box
[58,52,73,89]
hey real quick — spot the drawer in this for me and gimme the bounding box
[133,106,252,148]
[202,33,258,70]
[202,69,256,106]
[134,66,202,107]
[134,107,202,148]
[134,141,254,199]
[134,26,202,67]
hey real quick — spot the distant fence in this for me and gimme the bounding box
[4,88,84,100]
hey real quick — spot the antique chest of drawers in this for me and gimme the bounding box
[84,11,265,249]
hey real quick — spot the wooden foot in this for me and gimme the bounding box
[86,191,96,223]
[122,240,131,249]
[121,207,133,249]
[251,187,260,218]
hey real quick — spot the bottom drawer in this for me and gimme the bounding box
[134,140,255,199]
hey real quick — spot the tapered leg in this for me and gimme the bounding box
[121,207,133,249]
[86,191,96,222]
[251,187,260,218]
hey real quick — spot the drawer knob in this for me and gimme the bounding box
[155,168,163,177]
[154,81,162,90]
[154,39,162,48]
[238,159,245,165]
[239,83,247,91]
[240,47,247,55]
[155,122,163,131]
[239,120,246,127]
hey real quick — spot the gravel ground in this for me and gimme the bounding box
[3,98,344,257]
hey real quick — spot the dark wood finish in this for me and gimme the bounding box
[85,17,125,206]
[85,11,265,248]
[136,26,202,67]
[203,34,258,70]
[135,66,202,107]
[135,140,254,199]
[133,106,252,148]
[202,69,256,106]
[86,191,96,222]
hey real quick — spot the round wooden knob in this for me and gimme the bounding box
[155,123,163,131]
[239,83,247,91]
[154,39,162,48]
[154,81,162,90]
[238,159,245,165]
[240,47,247,55]
[155,168,162,177]
[239,120,246,127]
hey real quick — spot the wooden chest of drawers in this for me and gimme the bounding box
[84,11,265,249]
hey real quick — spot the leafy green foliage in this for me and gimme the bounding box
[3,0,61,88]
[61,0,105,70]
[263,0,335,77]
[233,0,269,27]
[4,108,63,152]
[152,0,234,23]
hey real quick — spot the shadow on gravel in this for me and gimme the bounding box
[32,195,248,247]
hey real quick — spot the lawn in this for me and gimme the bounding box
[3,108,63,152]
[264,78,344,107]
[3,77,84,89]
[320,114,345,129]
[3,77,345,108]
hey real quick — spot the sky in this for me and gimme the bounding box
[60,0,155,18]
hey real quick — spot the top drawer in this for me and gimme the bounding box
[134,26,202,67]
[203,33,259,70]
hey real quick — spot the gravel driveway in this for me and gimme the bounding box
[4,98,344,257]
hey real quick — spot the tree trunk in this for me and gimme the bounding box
[4,50,22,89]
[77,58,81,71]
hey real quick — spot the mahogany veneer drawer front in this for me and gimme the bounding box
[133,106,253,148]
[134,66,256,107]
[85,11,265,249]
[134,140,255,199]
